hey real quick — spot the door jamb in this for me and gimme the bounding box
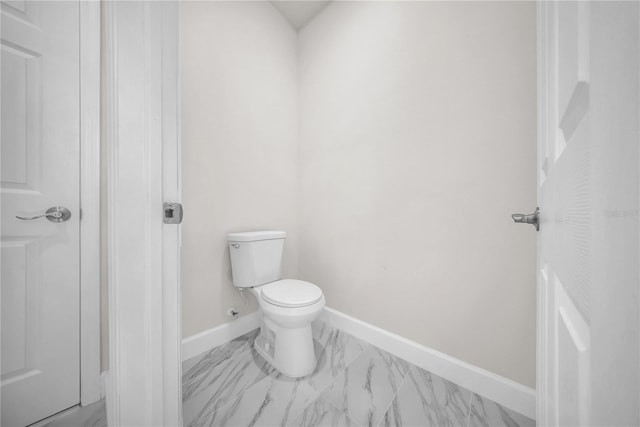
[79,0,102,406]
[103,2,182,424]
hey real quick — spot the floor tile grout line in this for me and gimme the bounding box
[284,388,322,427]
[311,332,368,395]
[285,385,326,425]
[185,321,535,427]
[302,346,368,412]
[182,334,275,426]
[290,332,371,426]
[276,326,370,426]
[375,367,412,427]
[323,337,414,427]
[466,390,475,427]
[323,396,364,427]
[286,344,368,427]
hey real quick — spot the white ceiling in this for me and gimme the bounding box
[271,1,331,30]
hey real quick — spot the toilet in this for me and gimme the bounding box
[227,230,325,377]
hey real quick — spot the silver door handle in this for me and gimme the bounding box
[16,206,72,223]
[511,207,539,231]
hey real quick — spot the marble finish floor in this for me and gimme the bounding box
[183,322,535,427]
[35,400,106,427]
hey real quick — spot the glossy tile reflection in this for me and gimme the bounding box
[206,374,318,426]
[182,330,276,426]
[321,344,410,426]
[380,365,471,427]
[307,322,366,392]
[469,393,535,427]
[293,398,358,427]
[182,321,535,427]
[39,400,106,427]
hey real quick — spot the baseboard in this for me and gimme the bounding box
[181,311,261,361]
[320,307,536,420]
[179,307,535,419]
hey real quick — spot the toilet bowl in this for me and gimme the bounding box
[227,231,325,377]
[251,280,325,377]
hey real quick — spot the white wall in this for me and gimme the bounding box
[180,1,299,337]
[298,1,537,387]
[180,0,537,388]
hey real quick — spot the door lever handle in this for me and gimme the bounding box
[512,207,539,231]
[16,206,72,223]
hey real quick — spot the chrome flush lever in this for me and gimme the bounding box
[511,207,539,231]
[16,206,72,223]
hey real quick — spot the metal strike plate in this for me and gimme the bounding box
[163,202,183,224]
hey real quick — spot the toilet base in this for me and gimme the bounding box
[254,321,317,378]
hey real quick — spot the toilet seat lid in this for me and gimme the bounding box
[261,279,323,308]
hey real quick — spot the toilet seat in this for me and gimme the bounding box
[261,279,323,308]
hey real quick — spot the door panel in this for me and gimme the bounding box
[1,237,38,378]
[1,1,81,426]
[538,1,640,425]
[555,274,590,427]
[1,2,41,193]
[539,2,593,423]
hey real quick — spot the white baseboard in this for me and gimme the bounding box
[320,307,536,420]
[181,311,261,361]
[180,307,535,420]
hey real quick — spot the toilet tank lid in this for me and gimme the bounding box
[227,230,286,242]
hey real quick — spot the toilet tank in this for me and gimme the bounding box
[227,230,286,288]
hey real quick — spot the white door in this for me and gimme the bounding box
[1,1,81,426]
[537,1,639,426]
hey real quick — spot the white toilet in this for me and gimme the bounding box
[227,230,325,377]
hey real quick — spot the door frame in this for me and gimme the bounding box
[79,0,102,407]
[103,1,182,424]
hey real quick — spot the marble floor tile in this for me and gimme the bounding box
[181,322,534,427]
[380,366,472,427]
[303,322,367,392]
[321,344,411,427]
[40,400,106,427]
[183,330,272,400]
[469,393,535,427]
[182,348,206,374]
[292,397,359,427]
[182,330,276,426]
[205,373,320,427]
